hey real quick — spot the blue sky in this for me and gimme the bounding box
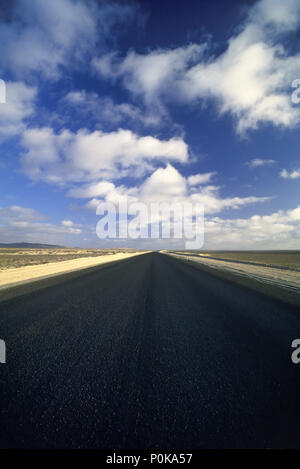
[0,0,299,249]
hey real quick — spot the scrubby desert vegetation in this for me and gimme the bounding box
[0,248,138,271]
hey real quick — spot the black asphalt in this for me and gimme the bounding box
[0,252,300,449]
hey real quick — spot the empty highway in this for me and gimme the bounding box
[0,252,299,448]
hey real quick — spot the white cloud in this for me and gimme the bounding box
[84,198,102,211]
[63,91,160,127]
[67,164,277,249]
[140,164,187,200]
[61,219,82,233]
[21,127,189,183]
[0,206,82,244]
[190,187,270,214]
[246,158,275,168]
[280,168,300,179]
[188,172,216,185]
[1,201,297,250]
[249,0,300,32]
[204,204,300,249]
[61,220,74,227]
[0,0,139,80]
[68,181,116,199]
[93,45,204,105]
[94,0,300,133]
[141,166,270,215]
[0,205,44,223]
[70,164,270,216]
[0,81,37,140]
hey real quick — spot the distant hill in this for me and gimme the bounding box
[0,242,65,249]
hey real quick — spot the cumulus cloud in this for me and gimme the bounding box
[61,219,74,227]
[0,205,45,223]
[63,91,160,127]
[67,164,285,248]
[94,0,300,133]
[139,164,187,200]
[69,164,270,215]
[0,81,37,140]
[205,205,300,249]
[93,44,204,106]
[138,165,270,214]
[187,172,216,185]
[68,181,116,199]
[0,0,140,80]
[280,168,300,179]
[0,205,82,244]
[20,127,189,183]
[246,158,275,168]
[84,198,102,211]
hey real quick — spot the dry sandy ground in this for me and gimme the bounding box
[171,250,300,270]
[0,248,137,270]
[0,252,146,290]
[167,252,300,295]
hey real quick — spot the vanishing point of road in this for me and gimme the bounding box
[0,252,299,448]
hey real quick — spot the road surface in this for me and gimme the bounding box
[0,252,299,448]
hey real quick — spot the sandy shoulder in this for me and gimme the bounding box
[0,252,146,289]
[167,252,300,294]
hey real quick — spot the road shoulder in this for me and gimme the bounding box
[164,252,300,308]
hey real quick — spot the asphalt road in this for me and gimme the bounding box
[0,252,300,449]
